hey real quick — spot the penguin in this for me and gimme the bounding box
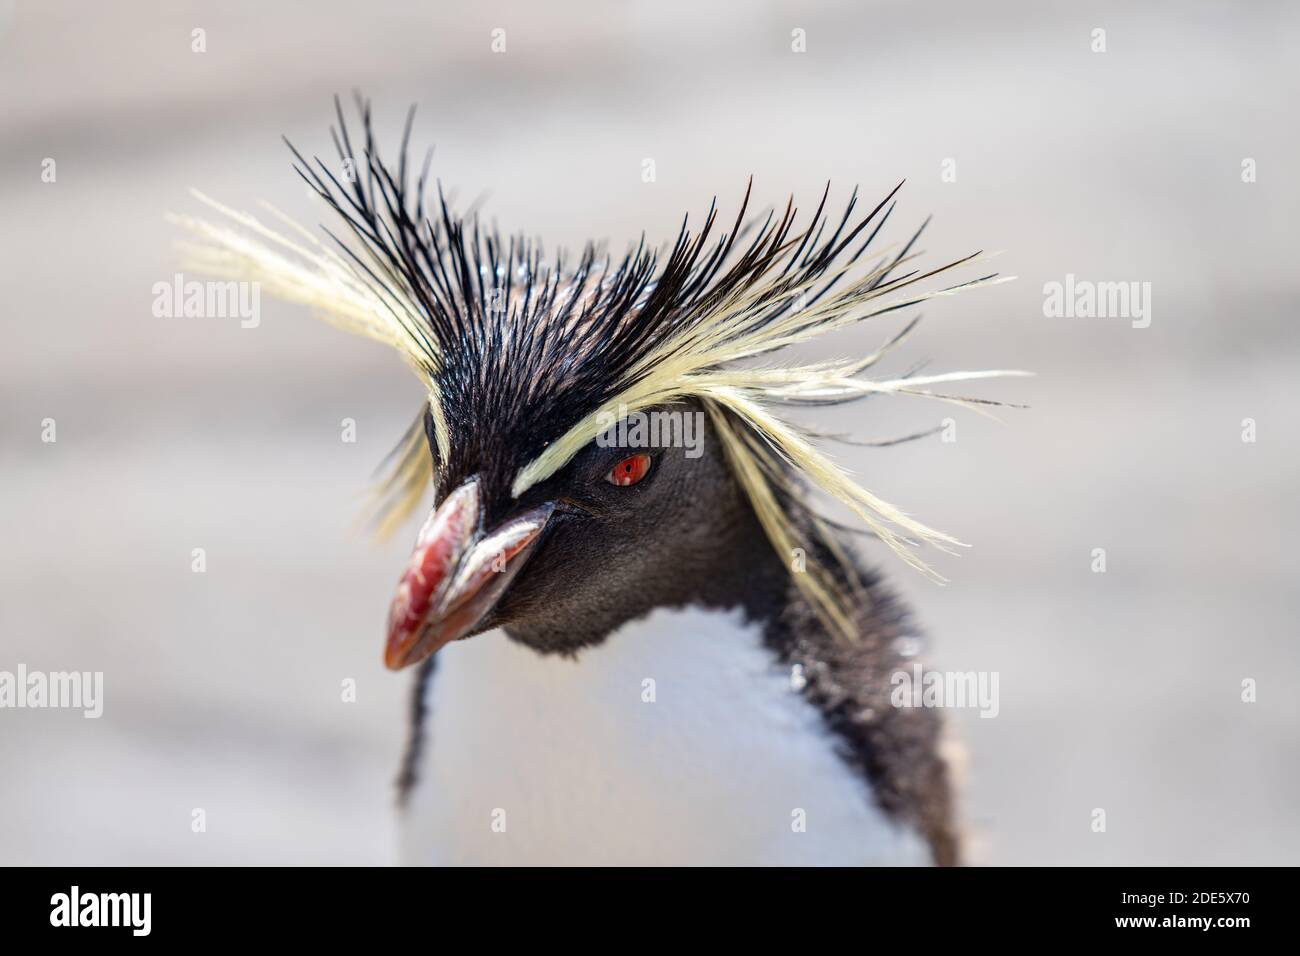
[174,97,1023,866]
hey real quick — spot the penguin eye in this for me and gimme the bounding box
[605,453,652,487]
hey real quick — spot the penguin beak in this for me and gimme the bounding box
[384,478,553,670]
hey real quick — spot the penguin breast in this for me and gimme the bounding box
[401,605,930,865]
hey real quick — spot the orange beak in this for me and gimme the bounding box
[384,478,553,670]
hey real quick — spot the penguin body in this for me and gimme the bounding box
[402,606,930,866]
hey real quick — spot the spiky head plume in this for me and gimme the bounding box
[171,96,1026,640]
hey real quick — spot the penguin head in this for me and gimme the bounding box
[175,98,1021,667]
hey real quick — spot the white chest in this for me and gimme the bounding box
[400,606,929,865]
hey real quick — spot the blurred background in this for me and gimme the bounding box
[1,0,1297,864]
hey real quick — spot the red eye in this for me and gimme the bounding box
[605,453,651,487]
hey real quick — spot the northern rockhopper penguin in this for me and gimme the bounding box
[174,99,1025,866]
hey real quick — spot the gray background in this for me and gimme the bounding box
[1,0,1296,864]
